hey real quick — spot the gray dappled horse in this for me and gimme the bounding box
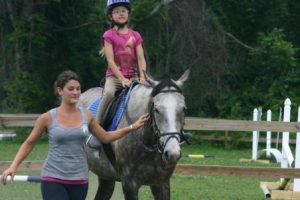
[80,69,190,200]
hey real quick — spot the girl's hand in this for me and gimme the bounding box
[139,77,146,84]
[1,167,16,185]
[121,78,131,88]
[131,113,150,130]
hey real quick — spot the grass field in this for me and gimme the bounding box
[0,140,281,199]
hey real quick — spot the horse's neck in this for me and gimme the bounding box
[126,84,152,119]
[125,85,156,144]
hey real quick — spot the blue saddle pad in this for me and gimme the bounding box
[88,97,101,118]
[88,81,138,131]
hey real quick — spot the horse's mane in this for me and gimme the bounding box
[151,77,182,97]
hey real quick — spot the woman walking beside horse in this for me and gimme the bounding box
[1,70,149,200]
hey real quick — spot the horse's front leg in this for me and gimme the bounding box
[150,180,170,200]
[121,180,140,200]
[94,177,115,200]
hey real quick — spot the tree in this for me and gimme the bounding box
[219,28,299,119]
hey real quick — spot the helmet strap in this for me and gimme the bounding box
[111,20,128,29]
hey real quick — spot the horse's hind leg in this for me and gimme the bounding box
[94,177,115,200]
[150,181,170,200]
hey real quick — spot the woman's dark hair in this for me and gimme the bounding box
[54,70,81,96]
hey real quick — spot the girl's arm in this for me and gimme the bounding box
[1,112,49,184]
[136,44,146,82]
[104,40,130,87]
[88,111,149,144]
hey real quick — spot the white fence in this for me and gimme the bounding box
[2,113,300,179]
[252,98,300,191]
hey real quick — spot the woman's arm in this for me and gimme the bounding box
[88,111,149,144]
[1,112,49,184]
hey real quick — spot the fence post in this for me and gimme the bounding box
[275,107,282,149]
[224,131,229,149]
[252,108,259,160]
[281,98,292,169]
[294,106,300,191]
[266,110,272,158]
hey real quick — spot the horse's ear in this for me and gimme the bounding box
[144,70,159,86]
[175,68,190,88]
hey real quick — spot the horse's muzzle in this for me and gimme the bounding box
[163,149,181,164]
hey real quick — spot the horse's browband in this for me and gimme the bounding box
[151,79,183,97]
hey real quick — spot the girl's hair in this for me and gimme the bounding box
[54,70,81,96]
[99,46,105,57]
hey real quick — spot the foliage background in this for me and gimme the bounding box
[1,0,300,121]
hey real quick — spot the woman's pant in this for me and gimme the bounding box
[41,180,88,200]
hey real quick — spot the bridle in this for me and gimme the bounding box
[148,88,187,153]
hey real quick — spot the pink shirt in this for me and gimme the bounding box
[103,28,143,78]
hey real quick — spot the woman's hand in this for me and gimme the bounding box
[131,113,150,130]
[1,167,16,185]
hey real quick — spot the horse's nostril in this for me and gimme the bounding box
[164,151,169,159]
[164,151,181,162]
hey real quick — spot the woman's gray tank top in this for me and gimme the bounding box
[42,107,90,180]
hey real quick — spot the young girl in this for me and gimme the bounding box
[1,70,149,200]
[96,0,147,124]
